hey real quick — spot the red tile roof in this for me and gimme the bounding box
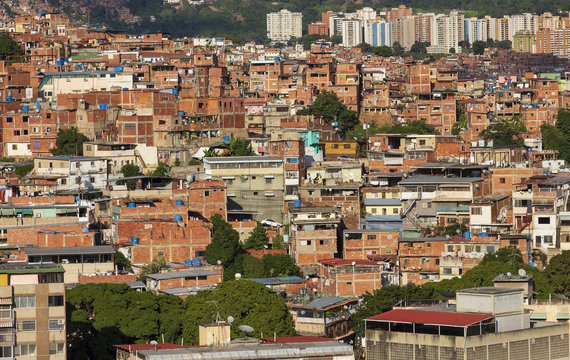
[367,309,493,327]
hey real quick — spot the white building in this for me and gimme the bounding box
[464,17,488,43]
[39,71,133,100]
[266,9,302,41]
[356,7,377,21]
[364,20,392,47]
[341,19,363,47]
[507,13,536,42]
[430,11,464,53]
[32,156,109,191]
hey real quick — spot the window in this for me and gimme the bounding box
[49,319,65,331]
[367,234,377,240]
[265,178,272,184]
[0,346,11,357]
[538,217,551,224]
[23,116,28,123]
[300,240,311,246]
[17,320,36,332]
[471,207,482,215]
[544,236,553,243]
[49,343,64,355]
[14,296,35,308]
[499,178,506,184]
[6,117,12,123]
[419,140,426,145]
[124,123,136,130]
[48,295,64,307]
[11,145,17,150]
[393,208,399,214]
[486,246,495,253]
[319,240,329,245]
[443,268,452,274]
[447,245,454,252]
[332,144,339,149]
[253,192,258,195]
[435,259,440,265]
[14,344,35,356]
[204,191,210,197]
[343,144,351,149]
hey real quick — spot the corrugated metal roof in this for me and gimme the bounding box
[26,245,115,257]
[367,308,493,327]
[147,269,218,280]
[306,297,347,309]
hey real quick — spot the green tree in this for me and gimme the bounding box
[480,118,527,145]
[436,223,468,237]
[409,42,429,54]
[120,163,140,189]
[272,235,283,250]
[242,254,266,278]
[182,280,295,344]
[244,222,269,250]
[449,47,456,54]
[297,90,358,135]
[114,251,131,271]
[67,283,184,359]
[50,128,89,156]
[356,42,373,53]
[472,40,486,55]
[262,254,302,277]
[392,42,404,56]
[0,33,23,62]
[138,257,166,282]
[204,214,240,267]
[378,120,439,135]
[149,161,169,177]
[373,45,393,57]
[14,164,33,178]
[222,137,255,156]
[545,251,570,297]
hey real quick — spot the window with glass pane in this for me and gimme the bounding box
[14,296,35,308]
[49,319,65,331]
[14,344,35,356]
[0,346,11,357]
[48,295,64,307]
[16,320,36,332]
[49,343,64,355]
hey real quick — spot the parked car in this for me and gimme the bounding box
[261,218,281,227]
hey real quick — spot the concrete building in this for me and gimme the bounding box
[341,19,363,48]
[266,9,303,41]
[0,262,66,359]
[364,20,392,47]
[464,17,488,43]
[30,156,109,192]
[365,287,569,360]
[203,156,285,223]
[513,30,535,53]
[39,71,133,100]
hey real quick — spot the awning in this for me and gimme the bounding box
[15,209,33,215]
[530,313,546,320]
[557,313,569,320]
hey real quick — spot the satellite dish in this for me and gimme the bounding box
[518,269,527,276]
[239,325,254,334]
[227,316,234,324]
[235,273,242,280]
[150,340,158,345]
[507,272,512,277]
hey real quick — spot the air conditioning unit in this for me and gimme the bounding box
[35,213,41,218]
[57,319,65,325]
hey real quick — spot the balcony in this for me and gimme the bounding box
[434,190,472,200]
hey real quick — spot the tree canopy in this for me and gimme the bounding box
[545,251,570,297]
[0,33,23,62]
[296,90,359,136]
[480,117,527,145]
[243,222,269,250]
[221,137,255,156]
[541,108,570,163]
[204,214,241,268]
[66,283,184,359]
[50,128,89,156]
[182,280,295,344]
[378,120,439,135]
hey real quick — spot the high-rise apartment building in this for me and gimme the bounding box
[0,262,66,359]
[341,19,363,48]
[508,13,537,42]
[266,9,303,41]
[464,17,488,43]
[387,5,412,21]
[414,14,434,43]
[390,16,416,50]
[536,28,570,56]
[365,20,392,47]
[430,11,464,53]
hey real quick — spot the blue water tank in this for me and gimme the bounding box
[184,260,192,266]
[128,203,136,208]
[294,200,301,207]
[22,106,29,113]
[480,232,488,237]
[274,56,281,61]
[99,104,107,110]
[545,171,549,176]
[114,66,123,72]
[192,175,196,182]
[64,57,69,62]
[75,196,81,202]
[174,214,182,221]
[176,200,183,206]
[223,136,230,142]
[36,100,40,112]
[6,95,12,102]
[130,237,139,245]
[81,227,89,233]
[489,86,493,93]
[178,111,184,116]
[192,258,201,266]
[332,122,338,127]
[172,88,179,95]
[464,231,471,239]
[123,88,129,90]
[56,60,63,66]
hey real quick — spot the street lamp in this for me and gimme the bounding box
[351,261,356,296]
[217,260,223,282]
